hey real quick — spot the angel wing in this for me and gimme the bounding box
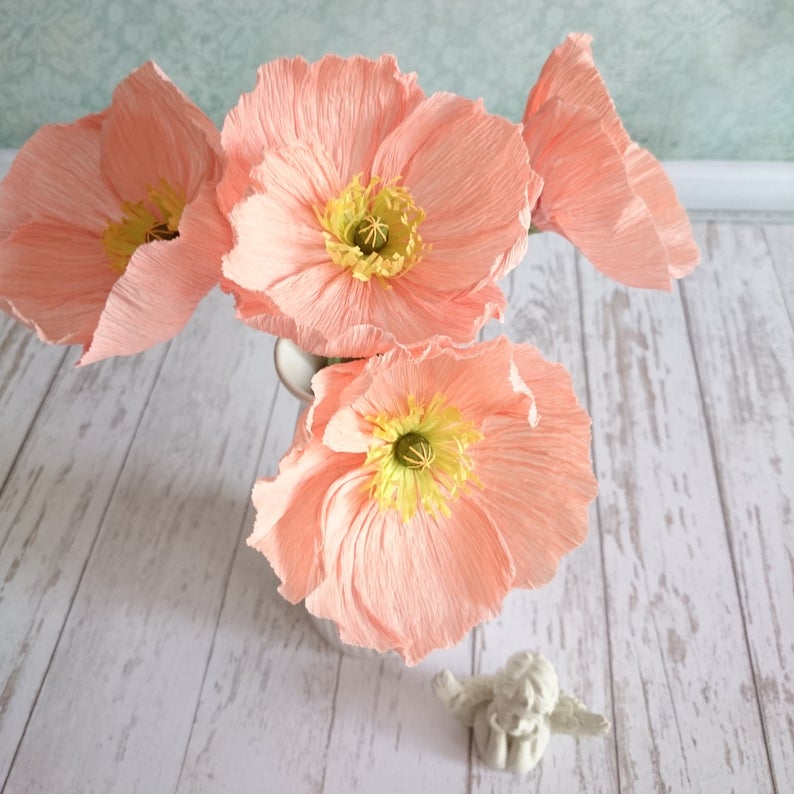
[432,670,496,727]
[549,692,610,737]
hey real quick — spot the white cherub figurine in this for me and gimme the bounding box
[432,651,609,774]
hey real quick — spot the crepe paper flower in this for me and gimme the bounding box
[219,55,542,358]
[248,336,597,665]
[0,62,231,365]
[522,34,699,291]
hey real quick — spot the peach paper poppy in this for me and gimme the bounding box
[0,62,231,364]
[522,34,699,290]
[219,55,542,358]
[248,337,597,664]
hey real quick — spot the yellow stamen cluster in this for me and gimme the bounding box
[318,175,426,285]
[365,393,484,522]
[103,178,186,274]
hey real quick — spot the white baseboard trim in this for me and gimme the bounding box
[663,160,794,214]
[1,149,792,214]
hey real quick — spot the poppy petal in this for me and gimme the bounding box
[524,98,673,290]
[374,92,540,291]
[102,62,221,205]
[0,220,116,344]
[307,480,514,664]
[79,182,229,364]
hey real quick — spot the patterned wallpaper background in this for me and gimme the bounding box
[0,0,792,160]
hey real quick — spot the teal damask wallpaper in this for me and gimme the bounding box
[0,0,791,160]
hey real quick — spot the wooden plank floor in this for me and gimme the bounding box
[1,216,792,793]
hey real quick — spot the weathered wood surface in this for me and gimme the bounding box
[680,223,794,791]
[0,221,791,793]
[763,223,794,314]
[0,317,67,486]
[580,241,775,794]
[0,342,170,787]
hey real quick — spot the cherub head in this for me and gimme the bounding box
[492,651,560,735]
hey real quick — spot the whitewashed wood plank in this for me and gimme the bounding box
[4,291,276,793]
[0,316,68,485]
[682,222,794,791]
[175,540,343,794]
[320,642,472,794]
[175,387,352,794]
[762,223,794,323]
[579,247,774,793]
[0,339,169,787]
[470,233,618,793]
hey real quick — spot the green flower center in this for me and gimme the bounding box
[353,214,389,254]
[394,432,434,469]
